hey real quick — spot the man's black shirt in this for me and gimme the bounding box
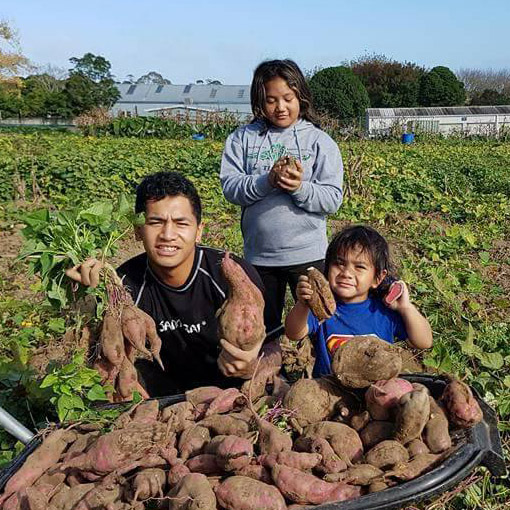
[117,246,264,394]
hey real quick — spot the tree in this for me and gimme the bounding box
[136,71,171,85]
[470,88,510,106]
[457,68,510,98]
[309,66,370,121]
[67,53,120,113]
[0,20,30,89]
[419,66,466,106]
[350,54,425,108]
[20,74,70,117]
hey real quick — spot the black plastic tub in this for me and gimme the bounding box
[0,374,507,509]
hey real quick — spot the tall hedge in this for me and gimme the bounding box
[309,66,370,122]
[419,66,466,106]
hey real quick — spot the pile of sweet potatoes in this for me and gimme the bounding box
[0,337,484,510]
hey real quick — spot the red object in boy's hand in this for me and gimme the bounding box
[384,281,404,306]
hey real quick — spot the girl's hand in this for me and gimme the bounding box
[278,159,303,192]
[296,275,313,304]
[385,280,411,312]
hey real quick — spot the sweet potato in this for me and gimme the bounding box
[167,473,216,510]
[395,386,430,444]
[185,386,223,406]
[368,480,388,493]
[350,411,371,431]
[215,475,287,510]
[258,451,322,471]
[185,454,223,475]
[0,429,77,505]
[406,439,430,457]
[234,464,273,484]
[331,336,402,388]
[100,311,125,367]
[271,464,361,505]
[49,484,95,510]
[73,476,124,510]
[204,388,246,417]
[198,413,251,436]
[240,340,282,400]
[120,304,153,359]
[308,438,347,474]
[324,464,383,485]
[117,357,149,401]
[365,440,409,470]
[299,422,363,464]
[385,453,443,481]
[365,378,413,420]
[178,425,211,461]
[283,377,357,430]
[441,378,483,428]
[62,422,169,475]
[423,397,452,453]
[306,267,336,321]
[168,463,191,487]
[63,431,101,462]
[360,421,394,450]
[160,401,196,433]
[215,435,254,471]
[132,468,166,501]
[217,252,266,351]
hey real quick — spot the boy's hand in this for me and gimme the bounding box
[65,258,104,288]
[296,275,313,305]
[385,281,411,312]
[217,338,263,379]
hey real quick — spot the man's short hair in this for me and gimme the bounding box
[135,171,202,223]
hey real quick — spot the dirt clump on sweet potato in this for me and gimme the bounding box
[217,252,265,351]
[331,336,402,388]
[306,267,336,321]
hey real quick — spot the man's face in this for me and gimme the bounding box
[137,195,203,283]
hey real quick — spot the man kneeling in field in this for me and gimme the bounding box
[67,171,274,396]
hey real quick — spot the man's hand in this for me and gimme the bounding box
[217,338,264,379]
[296,274,313,305]
[65,258,104,288]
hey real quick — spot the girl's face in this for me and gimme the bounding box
[328,245,386,303]
[263,77,300,128]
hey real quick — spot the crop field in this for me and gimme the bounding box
[0,132,509,508]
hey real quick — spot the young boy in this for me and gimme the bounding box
[285,225,433,377]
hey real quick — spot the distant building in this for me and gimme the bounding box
[112,83,252,120]
[366,106,510,137]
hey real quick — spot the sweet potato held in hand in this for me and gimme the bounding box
[307,267,336,321]
[217,252,265,351]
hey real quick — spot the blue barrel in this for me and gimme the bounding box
[402,133,415,144]
[192,133,205,141]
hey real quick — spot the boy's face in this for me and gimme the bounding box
[328,245,386,303]
[136,195,203,284]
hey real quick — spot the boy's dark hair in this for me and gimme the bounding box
[325,225,394,280]
[135,171,202,223]
[250,59,320,126]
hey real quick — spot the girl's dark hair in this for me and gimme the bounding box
[325,225,395,281]
[250,59,320,126]
[135,171,202,223]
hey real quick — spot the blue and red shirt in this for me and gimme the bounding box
[308,296,407,377]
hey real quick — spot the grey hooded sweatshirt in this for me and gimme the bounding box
[220,119,343,266]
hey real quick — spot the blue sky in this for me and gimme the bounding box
[3,0,509,84]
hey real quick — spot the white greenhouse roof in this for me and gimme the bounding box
[367,106,510,118]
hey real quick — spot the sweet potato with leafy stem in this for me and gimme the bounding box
[217,252,266,351]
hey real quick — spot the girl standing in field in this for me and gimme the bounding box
[285,224,433,377]
[220,59,343,338]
